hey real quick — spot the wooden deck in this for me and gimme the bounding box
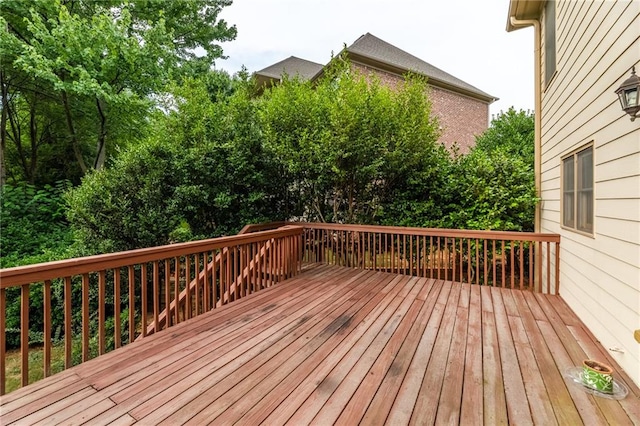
[1,264,639,425]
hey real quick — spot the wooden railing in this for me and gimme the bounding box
[300,223,560,295]
[0,221,560,395]
[0,225,303,395]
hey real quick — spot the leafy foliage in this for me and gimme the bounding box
[443,109,537,231]
[0,181,74,267]
[67,72,290,252]
[0,0,236,183]
[260,60,445,224]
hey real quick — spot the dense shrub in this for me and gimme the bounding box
[0,181,74,267]
[443,147,537,231]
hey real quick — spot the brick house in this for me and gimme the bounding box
[256,33,497,153]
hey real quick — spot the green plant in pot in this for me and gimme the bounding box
[582,359,613,393]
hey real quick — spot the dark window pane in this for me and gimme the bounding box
[545,0,556,85]
[563,156,575,228]
[577,147,594,233]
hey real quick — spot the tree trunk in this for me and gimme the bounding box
[0,69,7,186]
[94,97,107,170]
[61,90,88,174]
[28,95,38,183]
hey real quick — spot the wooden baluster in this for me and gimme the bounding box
[226,246,232,296]
[0,287,5,395]
[165,259,171,327]
[186,256,192,316]
[314,229,318,263]
[195,253,201,313]
[501,240,506,288]
[141,264,147,338]
[415,235,419,276]
[546,241,551,294]
[245,243,251,295]
[527,242,532,292]
[128,266,135,343]
[483,240,488,286]
[492,240,497,286]
[370,232,374,270]
[428,236,433,278]
[43,279,51,377]
[98,270,106,354]
[460,238,465,283]
[64,277,72,367]
[467,239,472,283]
[205,252,211,309]
[174,258,180,324]
[537,241,543,293]
[436,237,441,280]
[510,241,515,289]
[519,242,524,290]
[409,234,414,276]
[279,237,284,279]
[257,243,263,290]
[555,241,560,295]
[391,234,396,273]
[82,273,90,359]
[448,237,452,281]
[21,284,29,386]
[422,236,427,277]
[114,270,121,348]
[212,252,219,307]
[152,262,159,333]
[475,240,479,286]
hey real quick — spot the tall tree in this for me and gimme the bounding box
[0,0,236,184]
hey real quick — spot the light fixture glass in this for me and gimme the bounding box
[615,66,640,121]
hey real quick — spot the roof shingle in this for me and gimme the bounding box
[346,33,495,101]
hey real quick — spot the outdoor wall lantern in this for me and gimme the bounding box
[615,66,640,121]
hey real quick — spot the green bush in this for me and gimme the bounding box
[0,181,74,268]
[65,140,184,253]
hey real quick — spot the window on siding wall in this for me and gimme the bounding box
[544,0,556,86]
[562,145,594,234]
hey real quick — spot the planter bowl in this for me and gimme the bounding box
[582,359,613,393]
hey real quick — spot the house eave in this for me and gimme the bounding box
[507,0,544,31]
[312,50,496,104]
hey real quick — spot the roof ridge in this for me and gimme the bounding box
[345,32,495,101]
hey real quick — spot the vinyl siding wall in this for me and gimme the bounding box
[539,0,640,386]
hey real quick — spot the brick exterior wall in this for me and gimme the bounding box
[351,63,489,154]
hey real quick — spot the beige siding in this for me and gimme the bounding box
[540,0,640,386]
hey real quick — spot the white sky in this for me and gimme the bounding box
[216,0,535,118]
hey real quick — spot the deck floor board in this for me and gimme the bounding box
[1,265,639,425]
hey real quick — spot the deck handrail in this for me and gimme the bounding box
[297,222,560,242]
[299,222,560,296]
[0,225,303,395]
[0,226,301,288]
[0,221,560,396]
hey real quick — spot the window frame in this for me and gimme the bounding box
[561,143,595,237]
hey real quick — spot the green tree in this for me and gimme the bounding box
[0,0,236,184]
[66,72,289,252]
[260,60,445,225]
[443,108,537,231]
[474,108,534,166]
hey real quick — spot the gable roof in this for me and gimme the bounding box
[341,33,495,103]
[253,34,496,103]
[255,56,324,87]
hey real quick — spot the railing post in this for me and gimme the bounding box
[555,241,561,295]
[20,284,29,387]
[43,279,51,377]
[0,287,6,395]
